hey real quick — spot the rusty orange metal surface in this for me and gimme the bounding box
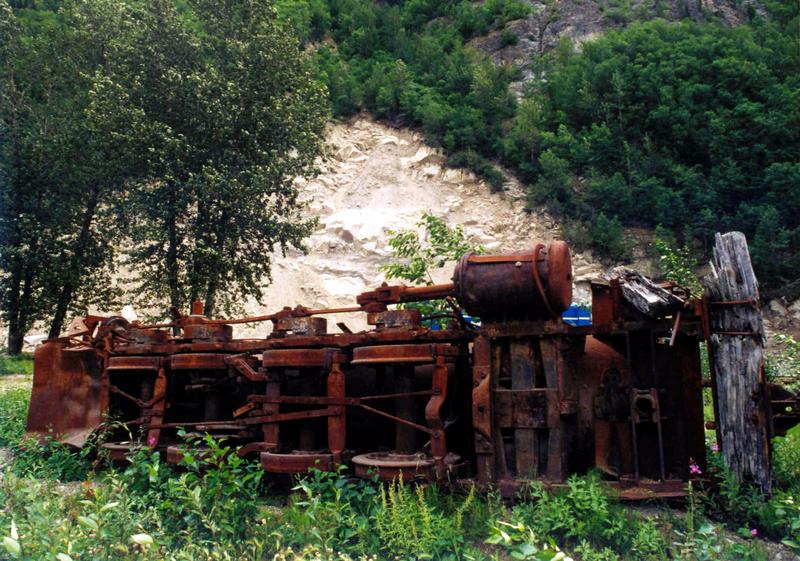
[26,341,105,446]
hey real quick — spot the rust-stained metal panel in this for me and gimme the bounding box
[26,341,105,446]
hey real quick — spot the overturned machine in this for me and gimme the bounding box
[25,237,800,498]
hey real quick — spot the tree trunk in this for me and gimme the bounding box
[6,260,23,354]
[203,279,217,318]
[48,189,100,339]
[167,189,181,313]
[705,231,771,494]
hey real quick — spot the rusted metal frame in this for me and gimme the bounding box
[247,389,433,406]
[109,384,149,408]
[425,354,450,479]
[630,388,666,481]
[145,366,168,448]
[494,388,555,429]
[540,336,570,482]
[224,354,265,382]
[394,366,417,452]
[356,403,434,435]
[262,371,280,452]
[116,329,473,356]
[144,407,338,430]
[483,476,690,500]
[471,335,494,483]
[648,330,667,481]
[532,244,558,319]
[624,332,640,483]
[328,354,346,465]
[668,310,682,347]
[482,318,701,339]
[467,255,534,264]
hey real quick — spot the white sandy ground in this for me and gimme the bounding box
[233,116,602,336]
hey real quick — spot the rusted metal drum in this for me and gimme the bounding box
[452,241,572,320]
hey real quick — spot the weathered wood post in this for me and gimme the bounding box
[705,232,771,493]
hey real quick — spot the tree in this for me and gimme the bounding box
[0,1,125,349]
[383,213,483,321]
[92,0,329,318]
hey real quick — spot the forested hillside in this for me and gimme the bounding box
[283,0,799,291]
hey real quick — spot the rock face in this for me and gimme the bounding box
[237,117,601,336]
[469,0,765,95]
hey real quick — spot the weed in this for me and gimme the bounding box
[0,388,29,447]
[0,354,33,377]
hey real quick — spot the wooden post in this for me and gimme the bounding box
[705,232,771,493]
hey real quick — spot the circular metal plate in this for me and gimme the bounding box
[351,451,461,480]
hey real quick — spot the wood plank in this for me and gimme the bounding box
[705,231,771,493]
[511,341,538,478]
[602,267,684,318]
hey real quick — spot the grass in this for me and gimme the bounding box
[0,353,33,377]
[0,356,798,561]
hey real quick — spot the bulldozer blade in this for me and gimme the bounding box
[25,340,105,447]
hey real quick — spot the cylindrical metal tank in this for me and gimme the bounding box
[452,241,572,320]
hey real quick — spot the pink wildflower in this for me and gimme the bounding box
[147,436,158,447]
[689,462,702,476]
[751,528,758,537]
[710,443,719,453]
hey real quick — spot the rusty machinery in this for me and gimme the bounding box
[24,241,800,499]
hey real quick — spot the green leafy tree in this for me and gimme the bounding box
[653,233,703,295]
[89,0,329,318]
[383,213,483,322]
[0,1,126,347]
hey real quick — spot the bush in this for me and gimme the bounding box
[448,150,506,192]
[591,212,631,261]
[0,388,29,447]
[500,28,519,46]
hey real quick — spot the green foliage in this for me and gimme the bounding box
[7,435,94,482]
[448,150,506,192]
[510,18,800,285]
[383,213,483,285]
[0,1,124,349]
[383,213,483,324]
[277,469,491,559]
[654,233,703,295]
[591,213,631,262]
[0,387,29,447]
[79,0,329,319]
[507,474,666,558]
[0,353,32,376]
[0,439,270,560]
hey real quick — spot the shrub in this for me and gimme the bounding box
[0,388,29,447]
[500,28,519,46]
[591,213,631,261]
[447,150,506,192]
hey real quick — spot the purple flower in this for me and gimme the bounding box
[751,528,758,537]
[710,443,719,452]
[147,436,158,447]
[689,462,702,476]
